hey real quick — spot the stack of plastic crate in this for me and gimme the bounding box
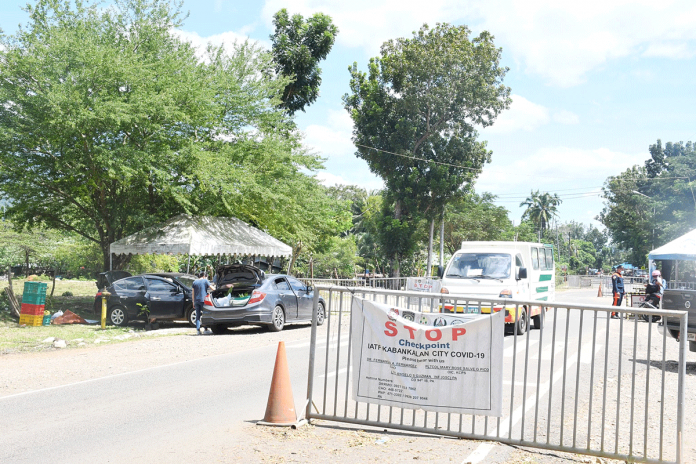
[19,281,48,326]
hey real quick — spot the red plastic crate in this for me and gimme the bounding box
[20,303,46,316]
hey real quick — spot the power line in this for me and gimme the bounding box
[354,143,483,171]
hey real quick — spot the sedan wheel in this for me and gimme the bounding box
[268,305,285,332]
[109,306,128,327]
[316,302,326,326]
[186,305,196,328]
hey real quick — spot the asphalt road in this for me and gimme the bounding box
[0,331,322,464]
[0,288,691,464]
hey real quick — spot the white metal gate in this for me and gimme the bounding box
[306,286,687,463]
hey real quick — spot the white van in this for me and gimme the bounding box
[439,241,555,334]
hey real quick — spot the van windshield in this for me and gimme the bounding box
[446,253,511,279]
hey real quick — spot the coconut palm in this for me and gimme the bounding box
[520,190,562,234]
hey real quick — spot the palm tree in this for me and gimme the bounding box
[520,190,562,234]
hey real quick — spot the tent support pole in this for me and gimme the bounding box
[110,251,113,271]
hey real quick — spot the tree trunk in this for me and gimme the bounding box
[427,218,434,277]
[6,267,21,319]
[25,249,29,278]
[50,270,56,298]
[439,212,445,269]
[287,241,302,275]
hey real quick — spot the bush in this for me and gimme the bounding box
[61,291,74,297]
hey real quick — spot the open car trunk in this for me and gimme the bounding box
[212,264,265,308]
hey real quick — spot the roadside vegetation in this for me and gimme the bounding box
[0,277,184,354]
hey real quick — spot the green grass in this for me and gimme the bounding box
[0,278,182,354]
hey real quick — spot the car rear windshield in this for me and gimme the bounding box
[446,253,511,279]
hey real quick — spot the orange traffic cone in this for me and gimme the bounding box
[257,341,300,427]
[597,283,603,297]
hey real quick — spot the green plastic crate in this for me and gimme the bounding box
[23,281,48,295]
[22,293,47,306]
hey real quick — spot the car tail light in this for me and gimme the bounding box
[204,294,213,306]
[95,292,102,297]
[248,290,266,305]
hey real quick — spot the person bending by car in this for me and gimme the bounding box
[192,271,215,335]
[611,265,625,319]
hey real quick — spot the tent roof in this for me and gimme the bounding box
[648,228,696,261]
[109,214,292,257]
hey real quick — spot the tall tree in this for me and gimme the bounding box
[270,8,338,115]
[0,0,317,271]
[344,23,510,274]
[520,190,562,235]
[599,139,696,264]
[443,192,512,254]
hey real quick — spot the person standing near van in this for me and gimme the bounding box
[192,271,215,334]
[611,265,625,318]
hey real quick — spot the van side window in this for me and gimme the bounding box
[538,248,547,270]
[545,248,554,269]
[531,248,539,270]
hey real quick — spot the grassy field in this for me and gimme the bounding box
[0,277,183,354]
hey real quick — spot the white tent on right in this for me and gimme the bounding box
[648,228,696,287]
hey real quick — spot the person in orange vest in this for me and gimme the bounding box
[611,265,625,318]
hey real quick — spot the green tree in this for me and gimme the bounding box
[0,0,314,271]
[344,23,510,274]
[270,8,338,115]
[600,140,696,264]
[443,192,512,254]
[520,190,562,235]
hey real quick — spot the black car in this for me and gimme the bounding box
[201,264,325,333]
[94,273,197,327]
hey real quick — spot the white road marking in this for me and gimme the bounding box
[461,340,596,464]
[503,339,538,357]
[462,442,495,464]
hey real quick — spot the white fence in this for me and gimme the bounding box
[306,286,688,463]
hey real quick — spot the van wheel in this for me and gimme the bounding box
[532,312,543,330]
[515,308,527,335]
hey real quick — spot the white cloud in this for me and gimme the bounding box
[552,110,580,125]
[261,0,696,87]
[643,42,695,59]
[173,29,269,60]
[303,109,355,159]
[484,95,578,133]
[485,94,549,134]
[476,146,644,224]
[316,171,349,186]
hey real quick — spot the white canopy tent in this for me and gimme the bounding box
[109,214,292,271]
[648,228,696,261]
[648,228,696,285]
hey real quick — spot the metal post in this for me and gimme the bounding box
[101,290,110,329]
[676,312,687,463]
[305,285,321,420]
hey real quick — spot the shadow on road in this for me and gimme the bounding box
[632,358,696,375]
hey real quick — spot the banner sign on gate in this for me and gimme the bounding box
[405,277,441,294]
[351,297,504,416]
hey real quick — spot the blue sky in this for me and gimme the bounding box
[3,0,696,229]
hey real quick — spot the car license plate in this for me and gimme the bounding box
[688,333,696,341]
